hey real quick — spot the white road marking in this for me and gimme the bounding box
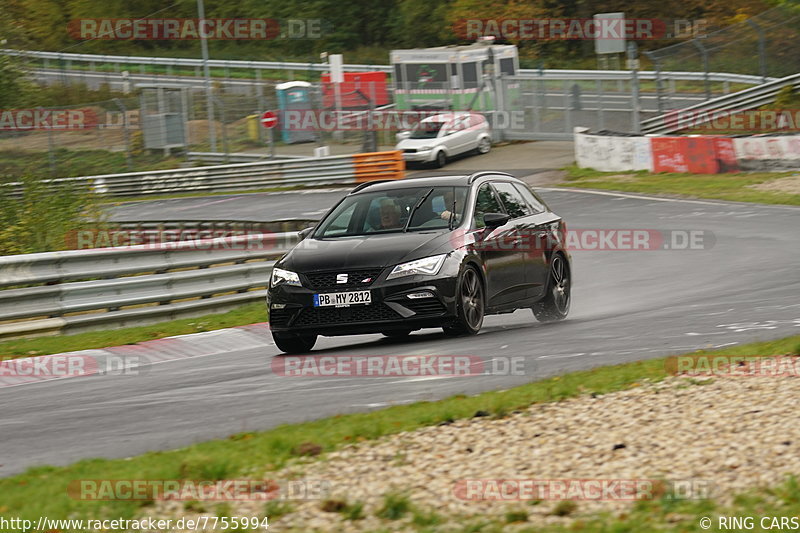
[538,187,800,209]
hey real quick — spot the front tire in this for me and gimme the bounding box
[443,266,484,336]
[433,150,447,168]
[532,254,570,322]
[272,332,317,354]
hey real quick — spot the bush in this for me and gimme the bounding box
[0,176,104,255]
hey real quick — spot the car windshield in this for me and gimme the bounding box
[315,186,468,238]
[409,121,445,139]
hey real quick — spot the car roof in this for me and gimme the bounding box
[350,173,520,194]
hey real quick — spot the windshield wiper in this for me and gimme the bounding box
[448,197,457,230]
[404,188,434,232]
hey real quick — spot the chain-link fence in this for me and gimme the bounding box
[0,79,403,179]
[644,4,800,85]
[0,96,141,180]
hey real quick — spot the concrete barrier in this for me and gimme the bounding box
[575,128,800,173]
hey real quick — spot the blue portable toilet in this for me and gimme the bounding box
[276,81,317,144]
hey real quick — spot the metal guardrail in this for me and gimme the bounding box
[112,219,316,233]
[186,152,309,164]
[640,73,800,135]
[3,49,388,73]
[2,150,405,198]
[0,232,302,340]
[4,49,774,86]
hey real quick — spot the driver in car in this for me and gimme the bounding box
[378,199,402,230]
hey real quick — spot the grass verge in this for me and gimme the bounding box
[1,334,798,525]
[561,165,800,205]
[0,303,266,358]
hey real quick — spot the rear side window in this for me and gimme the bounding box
[492,181,531,218]
[512,182,547,214]
[473,183,504,228]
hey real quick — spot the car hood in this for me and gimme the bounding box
[395,138,441,149]
[280,230,452,272]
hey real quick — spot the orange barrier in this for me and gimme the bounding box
[353,150,405,183]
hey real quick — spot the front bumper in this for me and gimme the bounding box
[268,268,459,336]
[400,149,436,162]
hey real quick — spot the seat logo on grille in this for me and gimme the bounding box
[336,273,348,284]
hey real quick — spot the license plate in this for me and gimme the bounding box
[313,290,371,307]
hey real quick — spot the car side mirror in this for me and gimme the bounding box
[298,227,314,240]
[483,212,510,228]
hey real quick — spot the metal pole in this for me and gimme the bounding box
[628,42,641,134]
[746,20,767,83]
[692,39,711,101]
[114,98,133,171]
[643,52,663,115]
[213,97,229,162]
[197,0,217,152]
[40,107,56,175]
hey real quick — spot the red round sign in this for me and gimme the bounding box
[260,111,278,129]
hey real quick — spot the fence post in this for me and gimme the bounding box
[213,96,230,162]
[596,79,605,131]
[643,52,664,115]
[627,42,641,134]
[692,39,711,101]
[745,19,767,83]
[114,98,134,171]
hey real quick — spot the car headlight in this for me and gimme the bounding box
[418,146,433,151]
[271,267,302,287]
[387,254,447,280]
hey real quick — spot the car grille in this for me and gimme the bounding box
[294,304,399,327]
[303,269,383,291]
[403,298,447,316]
[403,148,417,153]
[269,309,292,328]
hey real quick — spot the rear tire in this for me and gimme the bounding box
[443,266,484,336]
[272,332,317,354]
[532,254,570,322]
[476,137,491,154]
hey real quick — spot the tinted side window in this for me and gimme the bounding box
[512,182,547,214]
[492,181,531,218]
[473,183,504,228]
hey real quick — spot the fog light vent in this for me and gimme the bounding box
[407,291,435,299]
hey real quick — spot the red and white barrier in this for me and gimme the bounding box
[575,128,800,173]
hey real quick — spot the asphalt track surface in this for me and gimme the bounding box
[2,186,799,477]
